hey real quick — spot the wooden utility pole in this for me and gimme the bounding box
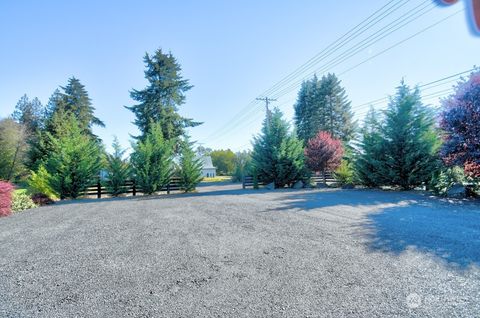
[256,97,277,128]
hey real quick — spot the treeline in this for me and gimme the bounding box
[248,70,480,195]
[0,48,204,200]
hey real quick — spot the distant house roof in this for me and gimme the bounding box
[198,155,216,170]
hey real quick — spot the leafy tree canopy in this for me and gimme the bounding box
[440,69,480,178]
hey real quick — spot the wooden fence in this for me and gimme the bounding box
[82,177,183,198]
[242,172,336,189]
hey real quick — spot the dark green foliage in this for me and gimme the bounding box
[60,78,105,134]
[104,137,130,197]
[210,149,236,175]
[130,121,174,194]
[28,79,105,170]
[354,107,386,187]
[126,48,201,142]
[355,83,441,189]
[251,108,306,188]
[178,137,203,192]
[44,115,102,199]
[294,73,356,144]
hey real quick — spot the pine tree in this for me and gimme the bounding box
[27,79,105,170]
[130,121,174,194]
[251,108,306,188]
[294,73,356,144]
[126,48,201,141]
[178,137,203,192]
[356,82,441,189]
[11,94,44,134]
[44,114,102,199]
[354,107,386,187]
[104,137,130,196]
[61,77,105,134]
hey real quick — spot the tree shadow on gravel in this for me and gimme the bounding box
[364,203,480,269]
[268,189,413,212]
[272,189,480,269]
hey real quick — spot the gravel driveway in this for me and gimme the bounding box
[1,183,479,317]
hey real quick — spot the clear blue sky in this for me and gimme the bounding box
[0,0,478,153]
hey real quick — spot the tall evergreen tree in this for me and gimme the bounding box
[381,82,441,189]
[28,79,105,170]
[356,82,441,189]
[126,48,201,141]
[130,121,174,194]
[61,77,105,134]
[294,73,356,144]
[251,108,306,188]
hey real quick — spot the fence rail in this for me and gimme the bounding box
[242,172,337,189]
[82,177,183,198]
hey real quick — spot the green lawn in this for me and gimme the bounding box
[201,176,232,183]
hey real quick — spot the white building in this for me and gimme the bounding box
[199,155,216,178]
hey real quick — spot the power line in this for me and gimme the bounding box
[204,1,438,142]
[269,0,436,100]
[206,7,463,145]
[199,0,414,143]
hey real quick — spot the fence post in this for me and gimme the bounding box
[167,182,170,195]
[132,179,136,196]
[242,176,246,189]
[97,178,101,199]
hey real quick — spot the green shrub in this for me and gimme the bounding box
[334,160,354,185]
[130,121,174,194]
[28,165,58,199]
[104,137,130,197]
[430,166,466,196]
[11,192,37,212]
[178,137,203,192]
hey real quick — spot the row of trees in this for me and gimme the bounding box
[0,48,205,199]
[250,70,480,192]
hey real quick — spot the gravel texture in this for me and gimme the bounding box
[1,183,479,317]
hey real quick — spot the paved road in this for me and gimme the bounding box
[1,183,479,317]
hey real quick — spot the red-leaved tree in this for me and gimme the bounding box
[440,70,480,178]
[304,131,343,183]
[0,181,14,217]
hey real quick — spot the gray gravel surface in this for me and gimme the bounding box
[1,183,479,317]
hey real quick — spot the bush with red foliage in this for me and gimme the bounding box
[440,70,480,178]
[304,131,343,180]
[30,193,54,206]
[0,181,14,217]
